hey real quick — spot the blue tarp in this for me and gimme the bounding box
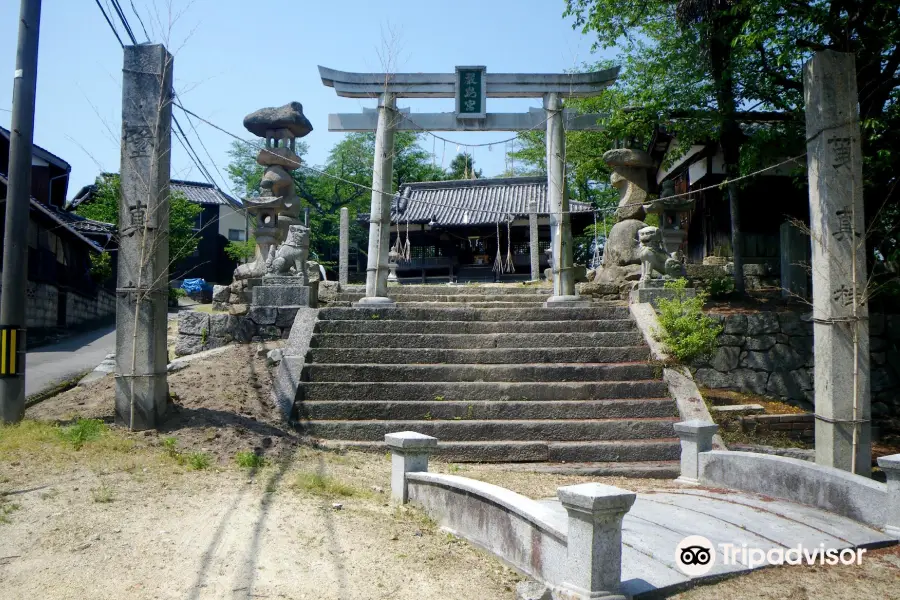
[181,278,211,294]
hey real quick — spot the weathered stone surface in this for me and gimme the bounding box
[266,348,283,367]
[724,314,747,335]
[276,307,299,328]
[695,368,769,395]
[229,303,249,316]
[233,318,256,343]
[212,285,229,303]
[777,312,810,335]
[746,313,780,335]
[709,346,740,372]
[243,101,312,138]
[175,335,205,357]
[206,336,230,350]
[209,313,235,337]
[745,335,777,351]
[256,146,302,169]
[258,325,281,339]
[742,344,801,371]
[599,219,645,267]
[178,311,209,336]
[252,285,311,307]
[717,334,744,347]
[767,369,812,398]
[248,306,278,325]
[515,581,551,600]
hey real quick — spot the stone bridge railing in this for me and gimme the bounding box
[675,420,900,537]
[385,432,635,600]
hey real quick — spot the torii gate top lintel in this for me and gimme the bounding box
[318,65,620,99]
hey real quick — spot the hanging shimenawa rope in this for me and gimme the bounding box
[592,210,602,268]
[391,220,403,256]
[402,217,411,261]
[493,220,504,275]
[505,217,515,274]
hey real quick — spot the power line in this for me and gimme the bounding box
[93,0,124,48]
[175,101,809,219]
[109,0,138,44]
[129,0,151,42]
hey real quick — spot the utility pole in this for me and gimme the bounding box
[0,0,42,424]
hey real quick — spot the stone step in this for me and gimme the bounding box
[298,380,671,402]
[297,399,677,421]
[302,362,659,383]
[302,418,678,442]
[317,306,629,322]
[321,439,681,463]
[498,461,681,479]
[387,301,567,309]
[339,285,552,296]
[314,319,637,335]
[306,346,650,364]
[310,331,647,349]
[334,294,551,303]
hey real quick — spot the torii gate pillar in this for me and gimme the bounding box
[544,92,587,307]
[358,92,396,305]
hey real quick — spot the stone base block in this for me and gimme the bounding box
[355,296,395,306]
[629,286,696,307]
[545,295,590,308]
[252,285,312,307]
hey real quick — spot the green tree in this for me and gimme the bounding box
[446,153,482,179]
[560,0,899,294]
[75,173,203,265]
[226,132,446,262]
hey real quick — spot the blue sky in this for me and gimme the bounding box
[0,0,615,200]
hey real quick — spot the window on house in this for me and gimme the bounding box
[193,212,202,230]
[228,229,246,242]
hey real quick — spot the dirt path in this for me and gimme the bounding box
[6,344,900,599]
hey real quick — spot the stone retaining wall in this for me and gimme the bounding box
[175,306,300,356]
[20,282,116,329]
[692,311,900,419]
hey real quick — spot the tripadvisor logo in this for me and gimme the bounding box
[675,535,869,577]
[675,535,716,576]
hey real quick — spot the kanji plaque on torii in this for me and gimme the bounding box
[455,66,486,119]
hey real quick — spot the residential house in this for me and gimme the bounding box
[71,178,247,285]
[0,127,116,330]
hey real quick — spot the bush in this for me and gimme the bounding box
[89,252,113,283]
[58,418,107,450]
[235,451,267,469]
[168,287,186,304]
[656,279,722,363]
[224,237,256,262]
[708,276,734,298]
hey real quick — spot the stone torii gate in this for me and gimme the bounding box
[319,66,618,306]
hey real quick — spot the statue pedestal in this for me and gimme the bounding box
[629,279,696,307]
[252,277,317,308]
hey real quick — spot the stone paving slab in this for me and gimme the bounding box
[538,487,897,597]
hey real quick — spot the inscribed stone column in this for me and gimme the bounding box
[529,199,540,281]
[804,50,871,475]
[339,206,349,286]
[544,92,586,307]
[115,44,172,430]
[359,92,396,305]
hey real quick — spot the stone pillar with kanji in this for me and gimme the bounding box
[804,50,871,475]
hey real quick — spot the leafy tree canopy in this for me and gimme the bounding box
[74,173,203,266]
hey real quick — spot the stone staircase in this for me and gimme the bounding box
[295,285,680,471]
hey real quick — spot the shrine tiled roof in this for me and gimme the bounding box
[371,177,593,227]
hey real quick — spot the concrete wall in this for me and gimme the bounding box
[405,472,568,586]
[21,281,115,330]
[698,450,887,530]
[692,311,900,419]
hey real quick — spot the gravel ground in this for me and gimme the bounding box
[6,344,899,599]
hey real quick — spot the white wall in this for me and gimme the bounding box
[218,205,248,241]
